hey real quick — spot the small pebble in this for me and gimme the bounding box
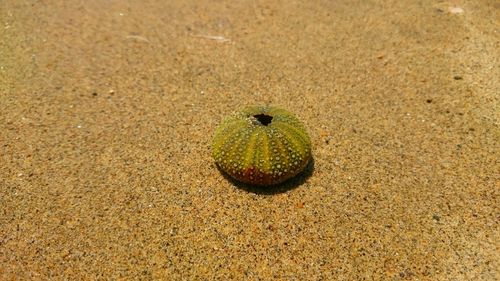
[449,7,464,14]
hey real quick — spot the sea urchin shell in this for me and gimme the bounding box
[212,106,312,186]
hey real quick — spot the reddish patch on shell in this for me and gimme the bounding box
[236,166,275,186]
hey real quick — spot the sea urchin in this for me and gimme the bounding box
[212,106,312,186]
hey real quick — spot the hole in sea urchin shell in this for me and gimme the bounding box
[253,114,273,126]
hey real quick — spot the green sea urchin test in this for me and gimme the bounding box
[212,106,312,186]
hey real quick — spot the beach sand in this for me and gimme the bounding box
[1,0,498,279]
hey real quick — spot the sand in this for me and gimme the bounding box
[1,0,498,280]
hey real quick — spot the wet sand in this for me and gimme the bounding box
[1,0,498,279]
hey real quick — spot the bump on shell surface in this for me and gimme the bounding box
[212,106,312,186]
